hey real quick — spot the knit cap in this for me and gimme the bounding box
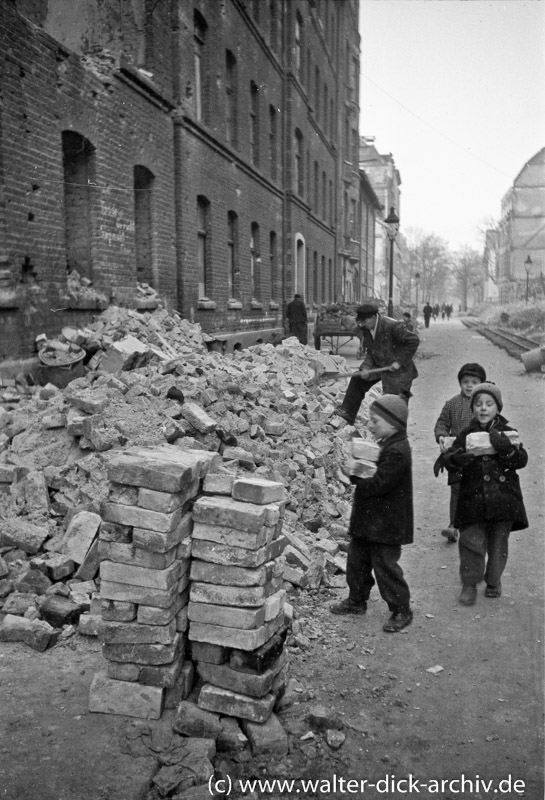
[356,303,380,319]
[470,382,503,412]
[457,362,486,383]
[370,394,408,431]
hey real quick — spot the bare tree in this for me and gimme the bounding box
[453,246,482,311]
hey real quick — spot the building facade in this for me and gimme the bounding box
[0,0,363,363]
[495,147,545,304]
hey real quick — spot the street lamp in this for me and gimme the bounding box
[414,271,421,321]
[385,206,400,317]
[524,255,533,304]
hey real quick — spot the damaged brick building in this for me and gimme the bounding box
[0,0,363,363]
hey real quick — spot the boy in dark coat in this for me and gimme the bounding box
[433,362,487,542]
[441,382,528,606]
[330,394,414,632]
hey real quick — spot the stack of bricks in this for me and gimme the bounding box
[89,445,220,720]
[186,476,289,741]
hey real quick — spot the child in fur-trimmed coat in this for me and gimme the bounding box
[441,382,528,606]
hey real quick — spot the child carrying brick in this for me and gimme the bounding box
[433,363,487,542]
[441,382,528,606]
[330,394,413,632]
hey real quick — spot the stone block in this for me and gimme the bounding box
[190,535,285,569]
[263,589,286,622]
[100,619,177,645]
[0,614,55,651]
[78,613,100,636]
[106,446,205,493]
[241,713,288,756]
[217,716,249,754]
[89,671,163,719]
[40,595,82,627]
[139,656,184,688]
[132,511,192,553]
[197,653,285,698]
[103,633,181,665]
[189,559,278,588]
[232,477,285,505]
[32,553,75,581]
[101,599,137,622]
[230,626,288,674]
[14,566,52,595]
[180,402,217,434]
[137,589,187,626]
[2,591,39,616]
[0,519,49,554]
[190,641,228,664]
[177,537,192,560]
[138,483,198,512]
[99,521,132,544]
[108,483,139,505]
[192,496,270,533]
[188,601,264,631]
[68,389,109,415]
[100,580,179,608]
[191,521,275,551]
[198,684,275,723]
[202,472,234,495]
[176,605,188,633]
[62,511,101,564]
[189,578,282,609]
[74,538,100,581]
[164,661,195,709]
[173,701,222,739]
[189,615,285,651]
[106,662,141,682]
[98,540,177,570]
[101,559,181,590]
[101,502,183,534]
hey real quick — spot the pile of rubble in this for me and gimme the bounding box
[0,305,380,650]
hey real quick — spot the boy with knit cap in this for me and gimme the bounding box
[433,363,487,542]
[331,394,414,632]
[441,382,528,606]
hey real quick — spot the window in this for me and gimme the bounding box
[250,223,261,300]
[294,129,304,195]
[134,165,155,286]
[295,12,303,76]
[62,131,95,280]
[330,98,334,140]
[329,258,333,302]
[313,161,319,211]
[194,11,207,122]
[321,256,326,303]
[225,50,237,147]
[329,179,333,225]
[250,81,259,167]
[315,66,320,118]
[343,191,348,235]
[197,196,210,298]
[350,198,357,238]
[323,83,328,133]
[313,251,318,304]
[322,171,326,219]
[270,231,278,302]
[306,47,311,92]
[269,105,278,181]
[227,211,239,299]
[269,0,277,50]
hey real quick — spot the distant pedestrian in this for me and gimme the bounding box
[423,302,433,329]
[330,394,414,632]
[440,382,528,606]
[433,362,487,543]
[446,304,452,320]
[285,294,308,345]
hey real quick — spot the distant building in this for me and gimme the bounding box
[359,136,402,307]
[0,0,362,363]
[495,148,545,303]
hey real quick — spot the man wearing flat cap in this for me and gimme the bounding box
[336,304,420,426]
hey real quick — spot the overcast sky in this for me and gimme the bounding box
[359,0,545,252]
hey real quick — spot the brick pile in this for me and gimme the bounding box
[187,476,288,748]
[89,445,220,720]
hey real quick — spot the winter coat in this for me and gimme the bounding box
[434,393,474,485]
[348,431,413,545]
[442,415,528,531]
[360,314,419,396]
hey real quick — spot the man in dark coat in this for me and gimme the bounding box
[336,303,420,426]
[330,394,414,632]
[423,301,433,328]
[285,294,308,344]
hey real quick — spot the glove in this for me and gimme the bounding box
[449,450,475,468]
[489,428,514,456]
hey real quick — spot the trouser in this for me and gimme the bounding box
[341,374,411,420]
[289,322,307,345]
[346,538,411,612]
[449,481,461,527]
[458,520,512,587]
[424,317,431,328]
